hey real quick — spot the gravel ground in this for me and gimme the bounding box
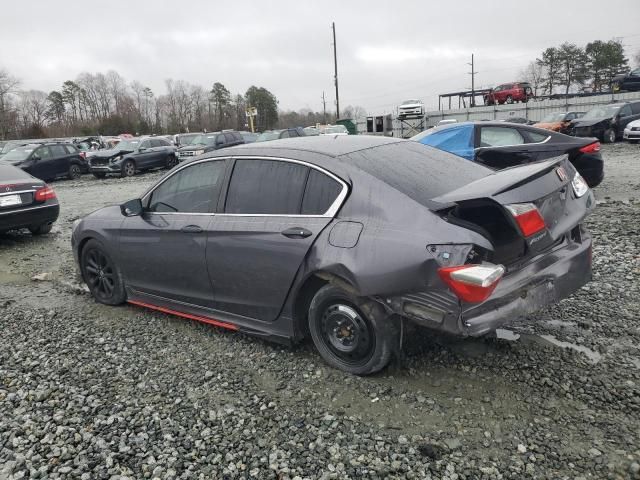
[1,143,639,480]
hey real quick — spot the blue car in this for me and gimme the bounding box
[411,121,604,188]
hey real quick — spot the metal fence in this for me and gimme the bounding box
[356,91,640,138]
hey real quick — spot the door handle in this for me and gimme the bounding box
[281,227,313,239]
[181,225,203,234]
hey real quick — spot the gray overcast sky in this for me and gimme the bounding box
[2,1,640,113]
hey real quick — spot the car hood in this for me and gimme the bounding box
[91,148,134,160]
[533,122,563,130]
[625,119,640,128]
[612,73,629,81]
[571,118,610,128]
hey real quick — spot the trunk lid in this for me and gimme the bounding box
[432,156,595,267]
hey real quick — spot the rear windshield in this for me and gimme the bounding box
[341,142,489,206]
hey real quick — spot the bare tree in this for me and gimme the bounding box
[0,69,20,139]
[19,90,48,129]
[519,61,546,97]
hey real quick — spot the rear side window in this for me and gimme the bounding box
[148,160,226,213]
[224,133,236,143]
[630,102,640,115]
[526,131,549,143]
[225,159,308,215]
[64,144,78,154]
[50,145,67,157]
[480,127,524,147]
[619,105,632,117]
[301,170,342,215]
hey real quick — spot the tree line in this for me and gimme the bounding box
[519,39,636,97]
[0,69,367,140]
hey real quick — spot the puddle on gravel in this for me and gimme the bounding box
[496,329,602,363]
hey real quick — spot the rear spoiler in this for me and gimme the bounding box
[431,155,567,206]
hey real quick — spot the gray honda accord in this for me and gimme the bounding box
[71,136,595,375]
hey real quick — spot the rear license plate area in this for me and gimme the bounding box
[0,194,22,207]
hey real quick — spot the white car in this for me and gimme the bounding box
[623,119,640,143]
[398,99,424,117]
[319,125,349,136]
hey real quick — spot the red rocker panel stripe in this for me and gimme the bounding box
[128,300,239,331]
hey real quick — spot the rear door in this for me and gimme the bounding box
[118,159,228,306]
[205,157,346,321]
[475,125,536,168]
[136,139,154,168]
[49,144,70,178]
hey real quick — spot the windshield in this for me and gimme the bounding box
[179,134,201,146]
[402,99,420,105]
[541,112,566,122]
[117,140,140,151]
[191,134,218,146]
[582,105,620,120]
[255,131,281,142]
[2,146,35,162]
[321,125,348,134]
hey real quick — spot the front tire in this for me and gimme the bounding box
[80,239,126,305]
[308,285,398,375]
[505,95,514,104]
[121,160,135,177]
[165,154,178,169]
[68,164,82,180]
[603,129,616,144]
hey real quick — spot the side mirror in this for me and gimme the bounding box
[120,198,144,217]
[31,155,40,162]
[138,147,147,152]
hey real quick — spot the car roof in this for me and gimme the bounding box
[220,135,405,158]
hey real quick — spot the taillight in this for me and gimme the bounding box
[438,264,505,303]
[571,172,589,198]
[579,142,600,154]
[505,203,546,237]
[34,185,56,202]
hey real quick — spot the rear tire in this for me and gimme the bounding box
[121,160,135,177]
[308,285,397,375]
[93,172,107,179]
[68,164,82,180]
[80,239,126,305]
[29,223,53,235]
[603,129,616,144]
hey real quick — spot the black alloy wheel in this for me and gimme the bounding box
[603,128,616,144]
[308,285,397,375]
[505,95,514,104]
[166,155,178,169]
[121,160,135,177]
[68,164,82,180]
[80,240,126,305]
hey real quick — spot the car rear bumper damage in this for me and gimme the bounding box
[0,203,59,231]
[387,229,592,337]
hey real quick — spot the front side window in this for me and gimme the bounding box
[36,146,52,159]
[148,160,226,213]
[225,159,308,215]
[480,127,524,147]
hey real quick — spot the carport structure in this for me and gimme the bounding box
[438,88,492,110]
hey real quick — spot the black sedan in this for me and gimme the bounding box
[2,142,88,181]
[0,162,59,235]
[72,137,594,375]
[412,121,604,188]
[88,137,177,178]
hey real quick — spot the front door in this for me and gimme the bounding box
[29,146,56,180]
[206,158,345,321]
[118,159,228,306]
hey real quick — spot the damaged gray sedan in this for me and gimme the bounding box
[71,136,594,375]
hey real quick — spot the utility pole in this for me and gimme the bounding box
[467,54,477,107]
[321,91,327,124]
[332,22,340,119]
